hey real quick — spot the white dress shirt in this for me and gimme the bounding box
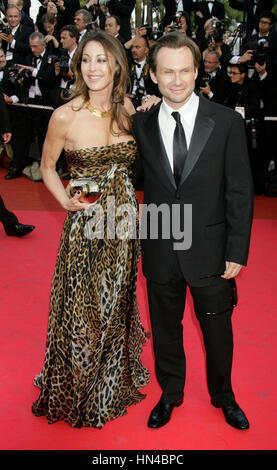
[158,91,199,172]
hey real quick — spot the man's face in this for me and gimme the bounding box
[74,13,87,32]
[227,66,245,85]
[0,50,6,69]
[6,8,21,28]
[150,46,198,109]
[131,37,149,62]
[60,30,75,51]
[259,17,272,36]
[105,17,120,37]
[204,53,219,73]
[29,38,46,57]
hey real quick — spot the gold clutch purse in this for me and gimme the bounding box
[69,178,101,203]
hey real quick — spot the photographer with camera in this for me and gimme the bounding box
[4,31,60,180]
[0,5,31,66]
[230,12,277,72]
[36,1,72,33]
[196,50,231,104]
[194,0,225,40]
[223,62,263,194]
[5,0,34,31]
[196,17,232,70]
[162,1,197,36]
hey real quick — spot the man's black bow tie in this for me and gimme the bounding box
[135,62,141,68]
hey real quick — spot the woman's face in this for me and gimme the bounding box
[81,40,118,95]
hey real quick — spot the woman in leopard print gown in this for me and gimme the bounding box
[32,31,150,428]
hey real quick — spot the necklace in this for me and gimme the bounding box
[84,100,113,118]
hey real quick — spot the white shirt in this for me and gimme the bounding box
[158,92,199,172]
[78,29,86,43]
[31,48,46,96]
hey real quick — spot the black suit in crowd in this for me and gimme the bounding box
[229,0,274,37]
[107,0,136,41]
[195,0,225,39]
[132,95,253,406]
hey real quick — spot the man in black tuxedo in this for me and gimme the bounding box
[0,5,31,66]
[229,0,274,38]
[104,15,126,46]
[195,0,225,39]
[0,91,35,236]
[132,33,253,430]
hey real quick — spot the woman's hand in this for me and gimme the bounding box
[62,191,91,212]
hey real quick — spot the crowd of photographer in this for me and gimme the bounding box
[0,0,276,194]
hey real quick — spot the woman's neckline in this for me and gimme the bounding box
[65,140,136,153]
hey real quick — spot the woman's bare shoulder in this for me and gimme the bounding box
[50,96,84,126]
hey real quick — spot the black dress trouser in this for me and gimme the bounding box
[146,255,236,407]
[0,195,18,228]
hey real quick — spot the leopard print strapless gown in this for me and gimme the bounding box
[32,141,150,428]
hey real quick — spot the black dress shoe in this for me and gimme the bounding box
[148,395,184,429]
[4,223,35,237]
[4,168,22,180]
[212,401,249,430]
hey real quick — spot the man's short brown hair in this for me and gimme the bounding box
[149,32,201,73]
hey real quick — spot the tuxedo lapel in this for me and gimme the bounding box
[145,103,177,190]
[179,97,215,187]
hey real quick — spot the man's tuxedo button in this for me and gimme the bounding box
[175,192,180,199]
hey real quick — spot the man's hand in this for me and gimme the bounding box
[199,82,211,96]
[238,50,253,63]
[0,33,13,44]
[221,261,243,279]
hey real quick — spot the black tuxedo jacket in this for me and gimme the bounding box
[2,24,31,65]
[25,52,61,106]
[132,96,253,286]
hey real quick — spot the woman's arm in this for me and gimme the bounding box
[40,107,91,212]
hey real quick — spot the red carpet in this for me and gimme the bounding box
[0,169,277,451]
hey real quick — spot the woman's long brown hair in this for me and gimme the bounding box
[70,30,131,136]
